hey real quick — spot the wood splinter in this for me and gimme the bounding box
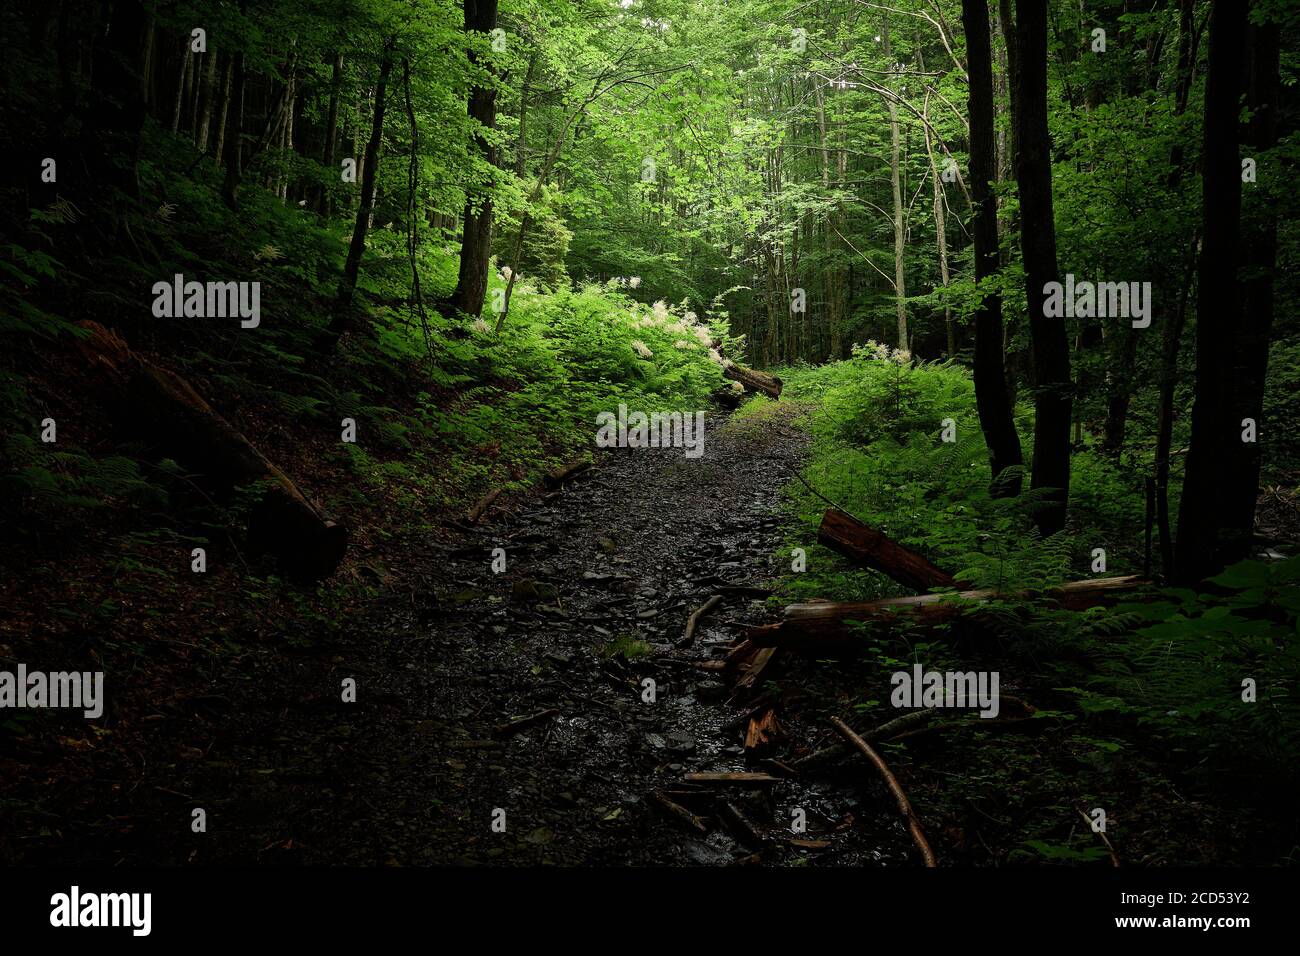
[830,716,937,867]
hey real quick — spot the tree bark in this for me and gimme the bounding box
[882,12,908,350]
[318,50,345,213]
[334,41,395,320]
[195,48,220,152]
[220,37,247,208]
[965,0,1024,496]
[449,0,500,319]
[818,509,957,592]
[1014,0,1071,535]
[1222,14,1280,563]
[1174,0,1250,584]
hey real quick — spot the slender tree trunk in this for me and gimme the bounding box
[195,48,219,151]
[213,54,233,165]
[515,44,537,178]
[1174,0,1250,584]
[319,51,344,213]
[1015,0,1071,535]
[882,13,908,349]
[1154,0,1203,574]
[171,40,192,133]
[220,41,246,208]
[333,41,395,321]
[964,0,1023,496]
[449,0,500,319]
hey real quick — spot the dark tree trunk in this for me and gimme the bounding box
[1014,0,1071,535]
[964,0,1023,496]
[448,0,500,319]
[334,41,395,319]
[213,53,233,165]
[220,41,247,207]
[514,44,538,178]
[1174,0,1250,584]
[195,48,220,152]
[81,0,150,201]
[1222,16,1281,563]
[318,50,345,213]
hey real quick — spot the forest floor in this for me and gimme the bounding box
[9,402,924,866]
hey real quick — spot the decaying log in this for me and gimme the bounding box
[744,706,781,753]
[830,716,937,867]
[734,646,779,692]
[543,457,593,487]
[818,509,958,592]
[75,321,347,579]
[722,360,783,399]
[748,576,1150,650]
[464,488,501,525]
[711,386,744,410]
[680,594,723,646]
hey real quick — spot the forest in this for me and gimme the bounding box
[1,0,1298,887]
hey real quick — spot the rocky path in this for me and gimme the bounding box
[37,403,909,866]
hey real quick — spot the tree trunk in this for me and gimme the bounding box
[81,0,150,202]
[195,48,219,151]
[220,39,247,208]
[449,0,500,319]
[213,53,233,165]
[1174,0,1250,584]
[333,41,395,320]
[171,39,192,133]
[965,0,1024,496]
[1223,15,1280,563]
[318,50,345,213]
[514,44,537,178]
[882,12,908,350]
[1015,0,1071,535]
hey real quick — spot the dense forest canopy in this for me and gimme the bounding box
[2,0,1300,874]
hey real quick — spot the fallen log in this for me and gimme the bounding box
[818,509,958,592]
[464,488,501,525]
[711,386,744,410]
[830,716,937,867]
[75,321,347,579]
[543,457,593,488]
[722,360,783,399]
[651,791,709,835]
[748,576,1150,650]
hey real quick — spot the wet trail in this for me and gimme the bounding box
[52,404,910,866]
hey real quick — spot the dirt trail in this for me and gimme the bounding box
[31,403,910,866]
